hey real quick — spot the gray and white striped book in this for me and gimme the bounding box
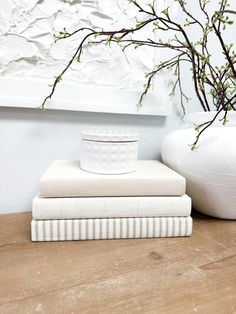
[31,216,192,241]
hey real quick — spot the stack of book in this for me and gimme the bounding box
[31,160,192,241]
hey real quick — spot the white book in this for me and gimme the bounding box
[31,216,192,241]
[32,194,191,220]
[39,160,186,198]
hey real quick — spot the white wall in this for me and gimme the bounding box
[0,106,187,213]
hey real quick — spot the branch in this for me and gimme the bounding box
[40,14,158,109]
[212,23,236,78]
[190,93,236,149]
[138,53,185,107]
[40,31,96,110]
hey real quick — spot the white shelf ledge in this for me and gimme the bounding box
[0,76,172,116]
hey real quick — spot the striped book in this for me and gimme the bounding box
[31,216,192,241]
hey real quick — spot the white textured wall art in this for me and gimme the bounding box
[0,0,173,115]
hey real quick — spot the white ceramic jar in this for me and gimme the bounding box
[80,130,139,174]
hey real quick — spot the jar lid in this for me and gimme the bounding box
[81,130,139,142]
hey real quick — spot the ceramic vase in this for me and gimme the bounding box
[161,111,236,219]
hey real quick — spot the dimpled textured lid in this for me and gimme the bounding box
[81,130,139,142]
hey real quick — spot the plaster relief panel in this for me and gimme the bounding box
[0,0,172,115]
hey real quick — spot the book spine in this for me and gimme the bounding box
[39,177,186,197]
[31,217,192,241]
[39,174,186,198]
[32,195,191,219]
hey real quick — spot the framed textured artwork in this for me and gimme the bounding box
[0,0,174,115]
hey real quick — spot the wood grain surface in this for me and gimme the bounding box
[0,211,235,314]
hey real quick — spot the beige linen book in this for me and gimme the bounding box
[39,160,186,197]
[32,194,191,220]
[31,216,192,241]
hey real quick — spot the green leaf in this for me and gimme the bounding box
[55,75,63,82]
[162,7,170,17]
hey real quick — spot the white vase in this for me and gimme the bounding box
[161,111,236,219]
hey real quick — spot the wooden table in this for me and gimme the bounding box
[0,211,235,314]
